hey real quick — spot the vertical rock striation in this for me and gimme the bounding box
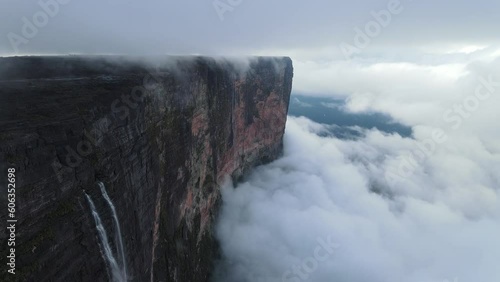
[0,56,293,281]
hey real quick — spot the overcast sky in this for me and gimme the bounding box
[1,0,500,58]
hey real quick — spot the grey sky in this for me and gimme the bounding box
[1,0,499,57]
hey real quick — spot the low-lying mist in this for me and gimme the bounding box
[214,116,500,282]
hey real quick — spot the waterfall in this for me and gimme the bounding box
[85,183,127,282]
[98,182,127,281]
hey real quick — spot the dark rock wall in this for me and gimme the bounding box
[0,56,293,282]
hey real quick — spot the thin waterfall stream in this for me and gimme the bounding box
[85,182,128,282]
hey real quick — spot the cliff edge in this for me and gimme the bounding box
[0,56,293,281]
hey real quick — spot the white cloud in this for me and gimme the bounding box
[215,116,500,282]
[293,50,500,128]
[215,54,500,282]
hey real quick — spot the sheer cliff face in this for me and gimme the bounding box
[0,56,293,281]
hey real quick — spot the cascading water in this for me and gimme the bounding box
[85,182,127,282]
[98,182,127,280]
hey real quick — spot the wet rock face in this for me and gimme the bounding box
[0,56,293,282]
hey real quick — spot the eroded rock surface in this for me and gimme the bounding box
[0,57,293,281]
[0,56,293,282]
